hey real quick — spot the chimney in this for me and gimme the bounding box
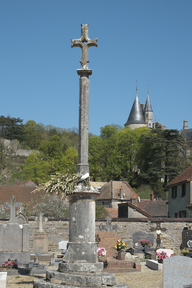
[120,186,124,199]
[183,121,188,130]
[150,191,154,201]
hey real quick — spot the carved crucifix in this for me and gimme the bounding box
[4,195,22,223]
[71,24,98,70]
[150,221,167,248]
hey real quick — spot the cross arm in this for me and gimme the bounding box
[71,39,82,48]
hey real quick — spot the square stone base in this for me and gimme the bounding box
[30,253,54,262]
[0,251,30,265]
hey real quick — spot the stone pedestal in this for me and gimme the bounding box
[33,232,48,254]
[118,251,125,260]
[65,188,98,263]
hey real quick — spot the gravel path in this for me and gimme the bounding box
[6,262,163,288]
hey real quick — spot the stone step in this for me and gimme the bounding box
[33,278,129,288]
[104,267,139,273]
[103,257,141,273]
[46,270,116,286]
[59,262,103,273]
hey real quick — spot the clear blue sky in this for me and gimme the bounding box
[0,0,191,135]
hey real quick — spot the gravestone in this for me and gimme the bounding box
[0,272,7,288]
[132,231,154,253]
[163,255,192,288]
[33,212,48,253]
[34,24,129,288]
[99,217,118,232]
[58,240,68,253]
[0,196,30,265]
[16,212,28,224]
[156,248,173,258]
[182,229,192,249]
[4,197,22,223]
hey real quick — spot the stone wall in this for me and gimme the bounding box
[0,218,191,253]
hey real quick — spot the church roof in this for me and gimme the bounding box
[144,92,153,112]
[124,88,145,126]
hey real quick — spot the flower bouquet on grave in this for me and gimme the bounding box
[97,247,107,264]
[138,240,151,247]
[114,239,128,251]
[1,260,18,269]
[156,251,169,263]
[182,249,189,256]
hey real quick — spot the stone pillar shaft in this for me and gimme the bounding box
[77,69,92,175]
[64,191,99,263]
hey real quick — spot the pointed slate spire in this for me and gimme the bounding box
[145,90,153,112]
[124,87,145,126]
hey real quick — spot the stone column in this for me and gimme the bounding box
[64,186,100,263]
[77,69,92,175]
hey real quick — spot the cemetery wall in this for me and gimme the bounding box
[0,218,191,253]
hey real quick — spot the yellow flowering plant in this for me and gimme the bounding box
[114,239,128,251]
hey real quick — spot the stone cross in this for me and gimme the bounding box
[4,195,22,223]
[39,212,44,232]
[71,24,98,174]
[71,24,98,70]
[150,221,167,248]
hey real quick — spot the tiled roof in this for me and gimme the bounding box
[167,163,192,187]
[97,181,138,201]
[0,185,45,210]
[137,200,167,217]
[127,203,152,218]
[106,208,118,218]
[90,182,107,187]
[15,180,37,187]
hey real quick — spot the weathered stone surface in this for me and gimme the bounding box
[65,242,97,263]
[46,270,116,286]
[0,251,30,265]
[59,262,103,273]
[34,278,129,288]
[0,219,190,253]
[163,255,192,288]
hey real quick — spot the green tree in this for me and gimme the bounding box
[60,147,78,174]
[0,115,26,142]
[39,135,63,159]
[25,120,46,149]
[89,135,103,181]
[99,125,119,181]
[96,203,109,218]
[22,151,51,185]
[140,129,186,187]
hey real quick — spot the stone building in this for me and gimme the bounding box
[96,180,139,209]
[180,120,192,154]
[124,86,166,130]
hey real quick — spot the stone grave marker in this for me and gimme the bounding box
[156,248,173,258]
[163,255,192,288]
[59,240,68,253]
[0,272,7,288]
[182,229,192,249]
[33,212,48,254]
[0,196,30,265]
[133,231,154,253]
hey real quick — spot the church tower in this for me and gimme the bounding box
[124,86,146,130]
[144,89,153,128]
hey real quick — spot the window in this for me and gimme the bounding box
[172,186,177,199]
[182,183,186,197]
[175,212,177,218]
[179,210,187,218]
